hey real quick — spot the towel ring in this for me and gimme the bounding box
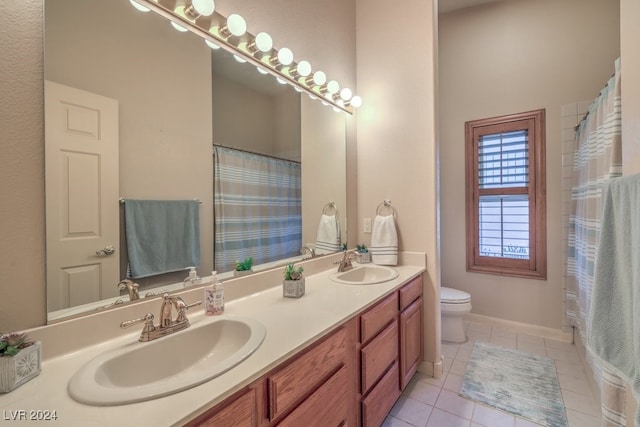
[322,201,339,217]
[376,200,397,217]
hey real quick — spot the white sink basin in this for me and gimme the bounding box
[68,316,266,406]
[329,264,399,285]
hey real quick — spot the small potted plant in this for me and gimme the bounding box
[0,332,41,393]
[234,256,254,277]
[282,263,305,298]
[356,244,370,263]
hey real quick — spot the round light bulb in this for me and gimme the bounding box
[205,39,220,50]
[192,0,215,16]
[276,77,287,85]
[327,80,340,94]
[227,14,247,37]
[313,71,327,86]
[254,32,273,53]
[129,0,150,12]
[294,86,303,93]
[256,66,269,75]
[350,95,363,108]
[277,48,294,66]
[333,106,341,113]
[296,60,312,77]
[170,21,188,32]
[340,87,353,101]
[233,55,247,63]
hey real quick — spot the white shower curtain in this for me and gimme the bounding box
[566,58,624,425]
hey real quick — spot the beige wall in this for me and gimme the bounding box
[439,0,620,329]
[301,97,347,247]
[0,0,356,330]
[356,0,441,369]
[0,1,46,330]
[621,0,640,175]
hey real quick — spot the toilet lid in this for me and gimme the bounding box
[441,287,471,304]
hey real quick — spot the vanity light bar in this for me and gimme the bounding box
[132,0,360,114]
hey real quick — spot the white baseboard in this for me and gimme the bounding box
[465,313,572,343]
[418,357,443,379]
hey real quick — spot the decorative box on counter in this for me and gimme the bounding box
[0,337,42,393]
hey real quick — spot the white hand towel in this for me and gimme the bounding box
[315,214,341,254]
[371,215,398,266]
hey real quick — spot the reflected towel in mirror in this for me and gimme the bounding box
[315,214,341,254]
[124,199,200,278]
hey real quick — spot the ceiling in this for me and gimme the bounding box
[439,0,510,14]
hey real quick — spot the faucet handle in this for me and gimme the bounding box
[175,300,202,322]
[120,313,155,331]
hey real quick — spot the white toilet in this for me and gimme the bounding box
[441,287,472,343]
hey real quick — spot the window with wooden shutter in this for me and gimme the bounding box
[465,109,546,279]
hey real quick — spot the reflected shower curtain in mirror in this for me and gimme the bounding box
[214,145,302,273]
[566,58,624,426]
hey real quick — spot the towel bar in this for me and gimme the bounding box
[119,198,202,205]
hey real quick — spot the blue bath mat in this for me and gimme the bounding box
[460,341,568,427]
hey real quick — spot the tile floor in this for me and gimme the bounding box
[383,322,601,427]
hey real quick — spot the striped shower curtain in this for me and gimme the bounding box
[565,58,624,425]
[214,145,302,273]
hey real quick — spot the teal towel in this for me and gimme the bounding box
[587,174,640,425]
[124,200,200,279]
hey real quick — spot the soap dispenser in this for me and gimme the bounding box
[204,271,224,316]
[183,266,202,288]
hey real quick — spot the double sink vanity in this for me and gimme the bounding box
[0,253,427,426]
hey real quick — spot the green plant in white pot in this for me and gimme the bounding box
[356,244,370,263]
[234,256,254,277]
[282,263,305,298]
[0,333,41,393]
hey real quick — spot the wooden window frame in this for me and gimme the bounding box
[465,109,547,279]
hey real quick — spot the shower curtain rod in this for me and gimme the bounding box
[575,69,618,132]
[213,143,301,164]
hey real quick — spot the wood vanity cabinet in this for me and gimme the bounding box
[359,274,424,426]
[185,273,425,427]
[399,275,424,390]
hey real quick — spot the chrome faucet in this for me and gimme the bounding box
[336,250,355,273]
[118,279,140,301]
[300,245,316,259]
[120,293,202,342]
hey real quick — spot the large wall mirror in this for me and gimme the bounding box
[44,0,347,322]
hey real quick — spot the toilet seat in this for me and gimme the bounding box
[441,287,471,304]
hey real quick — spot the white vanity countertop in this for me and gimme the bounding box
[0,262,426,426]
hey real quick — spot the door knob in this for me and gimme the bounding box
[96,245,116,256]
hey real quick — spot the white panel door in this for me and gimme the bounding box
[45,81,120,312]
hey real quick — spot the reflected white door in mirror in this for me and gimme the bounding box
[45,81,120,313]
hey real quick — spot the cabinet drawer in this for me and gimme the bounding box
[399,275,423,311]
[361,320,398,394]
[277,365,349,427]
[360,292,398,344]
[268,327,347,421]
[187,387,256,427]
[361,362,401,427]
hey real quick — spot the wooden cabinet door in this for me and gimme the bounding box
[186,387,257,427]
[399,297,423,390]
